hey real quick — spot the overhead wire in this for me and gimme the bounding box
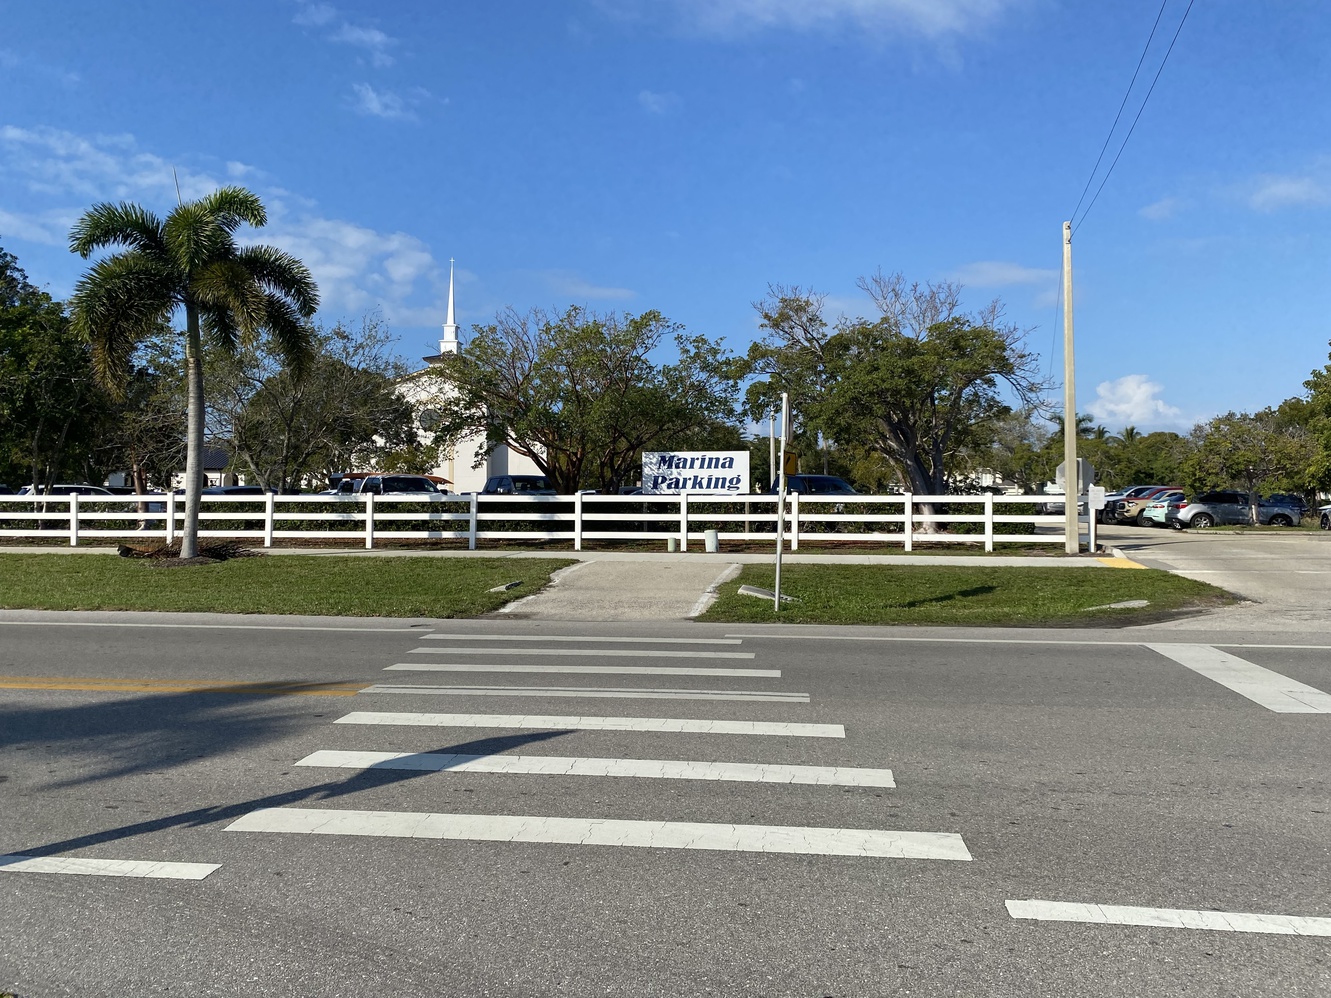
[1073,0,1196,233]
[1068,0,1171,225]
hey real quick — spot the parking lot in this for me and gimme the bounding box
[1103,525,1331,629]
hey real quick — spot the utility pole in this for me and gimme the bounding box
[774,392,790,612]
[768,411,776,491]
[1062,220,1078,555]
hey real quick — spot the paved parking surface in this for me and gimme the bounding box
[1103,526,1331,630]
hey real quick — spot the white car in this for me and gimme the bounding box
[1319,504,1330,530]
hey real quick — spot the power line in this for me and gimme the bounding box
[1069,0,1171,225]
[1074,0,1196,233]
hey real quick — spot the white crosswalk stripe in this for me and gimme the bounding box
[334,710,845,737]
[390,661,780,677]
[360,684,808,702]
[1007,899,1331,935]
[0,854,220,880]
[1146,644,1331,712]
[409,647,757,660]
[297,749,894,786]
[421,634,743,645]
[226,807,968,859]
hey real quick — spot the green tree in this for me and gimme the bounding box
[209,316,417,491]
[68,188,318,558]
[1185,409,1316,520]
[433,306,742,493]
[0,244,109,490]
[747,272,1046,521]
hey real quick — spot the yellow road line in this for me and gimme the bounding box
[1096,556,1149,570]
[0,676,367,697]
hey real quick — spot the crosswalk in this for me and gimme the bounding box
[221,630,968,862]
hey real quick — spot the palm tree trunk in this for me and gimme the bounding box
[182,303,204,559]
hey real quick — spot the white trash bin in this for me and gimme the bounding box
[704,529,720,553]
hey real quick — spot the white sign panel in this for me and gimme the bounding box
[642,451,750,495]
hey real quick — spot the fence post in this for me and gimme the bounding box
[903,493,913,552]
[468,493,478,550]
[166,492,176,544]
[790,493,799,552]
[364,492,375,550]
[69,494,79,547]
[984,493,994,553]
[1088,500,1097,553]
[680,493,689,552]
[573,491,583,552]
[264,492,275,548]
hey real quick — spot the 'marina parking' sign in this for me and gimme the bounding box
[641,451,750,495]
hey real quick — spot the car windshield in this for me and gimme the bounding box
[511,477,553,492]
[381,476,438,492]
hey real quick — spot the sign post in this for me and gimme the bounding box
[774,392,791,613]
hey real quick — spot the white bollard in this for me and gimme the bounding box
[704,528,719,552]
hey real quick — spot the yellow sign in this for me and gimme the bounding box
[782,451,799,476]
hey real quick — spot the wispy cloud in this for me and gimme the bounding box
[1138,196,1179,221]
[330,23,397,68]
[292,2,337,27]
[541,270,637,301]
[0,48,81,88]
[637,89,681,114]
[607,0,1023,39]
[949,260,1056,287]
[0,125,450,331]
[1248,173,1330,212]
[1086,374,1187,432]
[349,83,429,121]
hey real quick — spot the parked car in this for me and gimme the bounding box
[202,485,275,495]
[768,474,859,495]
[1113,485,1180,526]
[1168,491,1303,529]
[1319,503,1331,530]
[481,475,557,496]
[358,475,445,495]
[15,484,116,496]
[1264,493,1309,517]
[1139,490,1185,527]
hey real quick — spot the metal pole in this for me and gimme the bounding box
[774,393,789,612]
[1062,220,1078,555]
[768,411,776,491]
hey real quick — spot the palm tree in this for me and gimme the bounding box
[69,187,318,559]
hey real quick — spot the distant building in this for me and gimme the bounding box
[401,260,543,493]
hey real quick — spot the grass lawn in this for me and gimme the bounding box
[0,554,575,617]
[698,564,1233,627]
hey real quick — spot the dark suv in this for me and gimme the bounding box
[358,475,444,495]
[768,474,859,495]
[481,475,557,495]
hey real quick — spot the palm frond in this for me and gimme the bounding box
[234,245,320,317]
[68,252,178,392]
[192,258,268,345]
[197,186,267,233]
[261,293,314,378]
[200,307,240,356]
[69,202,167,259]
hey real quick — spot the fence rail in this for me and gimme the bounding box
[0,492,1095,551]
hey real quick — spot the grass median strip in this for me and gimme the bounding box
[0,554,575,617]
[698,564,1232,627]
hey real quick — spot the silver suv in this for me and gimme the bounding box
[1167,491,1302,529]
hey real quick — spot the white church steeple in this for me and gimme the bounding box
[439,258,460,355]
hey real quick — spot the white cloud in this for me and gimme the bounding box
[1248,174,1330,212]
[0,48,80,87]
[0,126,450,333]
[541,270,636,301]
[637,0,1022,38]
[349,83,417,120]
[226,160,256,178]
[292,2,337,27]
[950,260,1056,287]
[1138,196,1179,221]
[637,89,681,114]
[1086,374,1186,431]
[330,23,397,67]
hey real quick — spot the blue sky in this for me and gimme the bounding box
[2,0,1328,433]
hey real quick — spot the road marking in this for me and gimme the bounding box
[227,807,964,858]
[421,634,743,645]
[0,675,365,697]
[1007,899,1331,935]
[1145,644,1331,712]
[0,621,427,633]
[388,663,781,678]
[1095,557,1148,569]
[362,684,807,702]
[335,711,845,738]
[0,854,220,880]
[411,647,756,660]
[297,749,892,786]
[724,634,1331,651]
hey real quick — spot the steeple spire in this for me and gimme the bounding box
[440,257,460,354]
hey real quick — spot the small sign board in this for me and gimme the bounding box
[1088,485,1108,510]
[642,451,750,495]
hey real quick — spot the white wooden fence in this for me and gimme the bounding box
[0,492,1093,551]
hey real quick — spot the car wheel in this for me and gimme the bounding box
[1269,514,1293,527]
[1137,512,1153,527]
[1322,513,1330,530]
[1191,513,1214,529]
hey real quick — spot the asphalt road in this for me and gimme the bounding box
[2,610,1329,996]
